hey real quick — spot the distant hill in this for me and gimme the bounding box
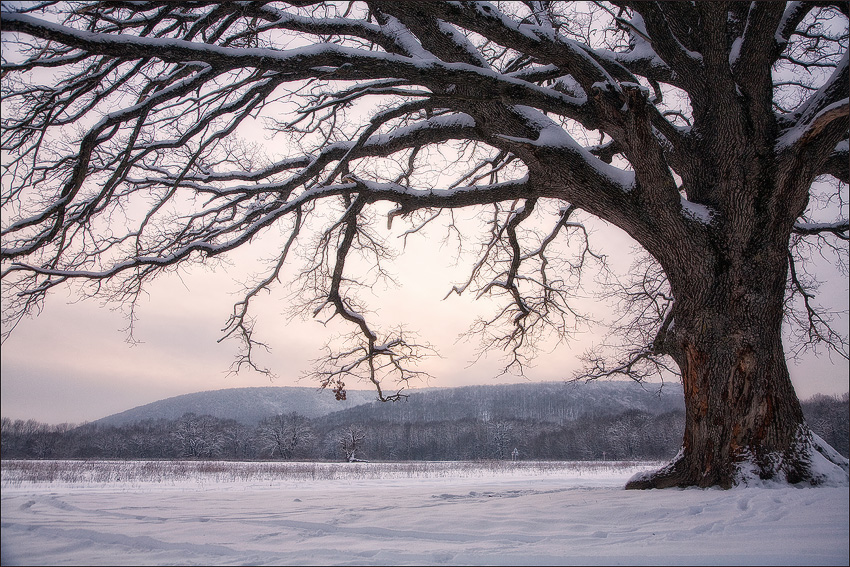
[94,380,685,427]
[94,386,379,426]
[319,380,685,426]
[8,382,843,461]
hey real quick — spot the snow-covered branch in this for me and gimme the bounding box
[793,220,850,240]
[2,2,847,420]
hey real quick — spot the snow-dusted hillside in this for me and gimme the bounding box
[322,381,685,425]
[93,380,685,427]
[94,386,379,426]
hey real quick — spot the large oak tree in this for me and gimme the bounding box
[2,1,848,488]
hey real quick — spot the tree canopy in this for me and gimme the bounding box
[2,1,848,488]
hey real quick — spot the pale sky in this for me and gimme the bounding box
[0,5,847,425]
[2,213,847,424]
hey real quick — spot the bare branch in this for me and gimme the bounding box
[2,3,847,451]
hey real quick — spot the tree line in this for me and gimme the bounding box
[3,393,846,462]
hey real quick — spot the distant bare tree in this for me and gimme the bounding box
[257,412,314,459]
[171,413,225,458]
[1,2,847,488]
[339,424,367,462]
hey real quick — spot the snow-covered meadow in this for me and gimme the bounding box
[2,459,848,566]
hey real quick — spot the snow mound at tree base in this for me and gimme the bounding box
[734,430,849,488]
[802,431,848,485]
[626,430,849,490]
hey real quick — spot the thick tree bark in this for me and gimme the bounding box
[627,225,847,488]
[632,270,796,486]
[620,32,849,487]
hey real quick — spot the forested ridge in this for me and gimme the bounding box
[3,383,846,462]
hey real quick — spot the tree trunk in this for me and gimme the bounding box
[627,229,849,489]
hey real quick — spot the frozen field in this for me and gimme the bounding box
[1,459,848,566]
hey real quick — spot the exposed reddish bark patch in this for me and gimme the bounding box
[683,342,708,418]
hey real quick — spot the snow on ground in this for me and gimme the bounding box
[1,460,848,566]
